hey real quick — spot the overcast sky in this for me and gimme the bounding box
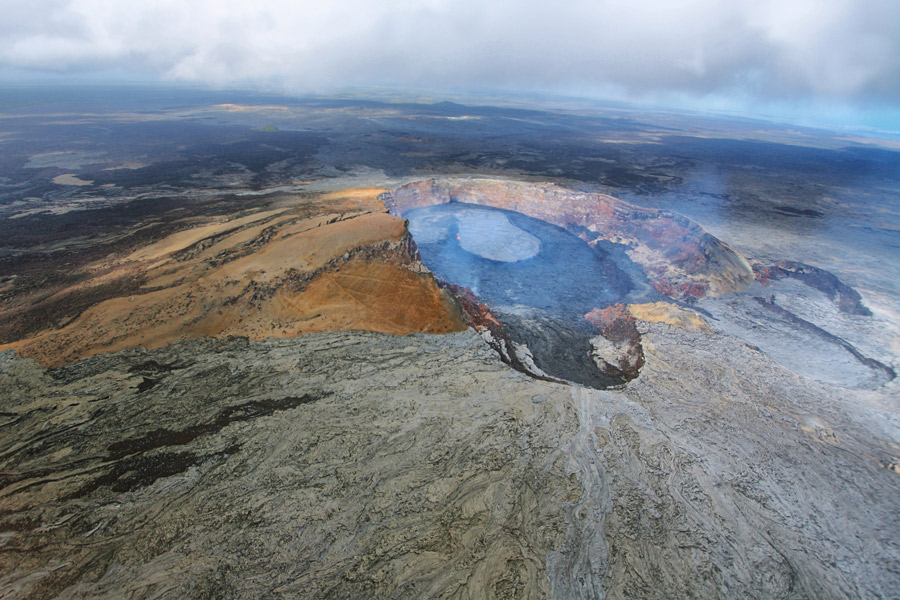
[2,0,899,128]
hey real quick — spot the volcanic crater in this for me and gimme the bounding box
[385,177,893,390]
[384,178,751,386]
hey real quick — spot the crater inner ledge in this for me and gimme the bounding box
[407,206,541,262]
[456,209,541,262]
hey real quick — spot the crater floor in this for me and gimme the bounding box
[407,201,652,386]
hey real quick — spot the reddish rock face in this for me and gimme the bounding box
[444,283,502,331]
[584,304,644,380]
[584,304,635,336]
[382,178,755,302]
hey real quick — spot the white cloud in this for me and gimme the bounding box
[1,0,898,106]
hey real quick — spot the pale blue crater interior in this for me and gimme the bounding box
[405,201,656,386]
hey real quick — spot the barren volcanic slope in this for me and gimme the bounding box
[0,188,465,366]
[1,88,900,599]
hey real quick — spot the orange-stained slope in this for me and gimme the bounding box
[0,189,466,367]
